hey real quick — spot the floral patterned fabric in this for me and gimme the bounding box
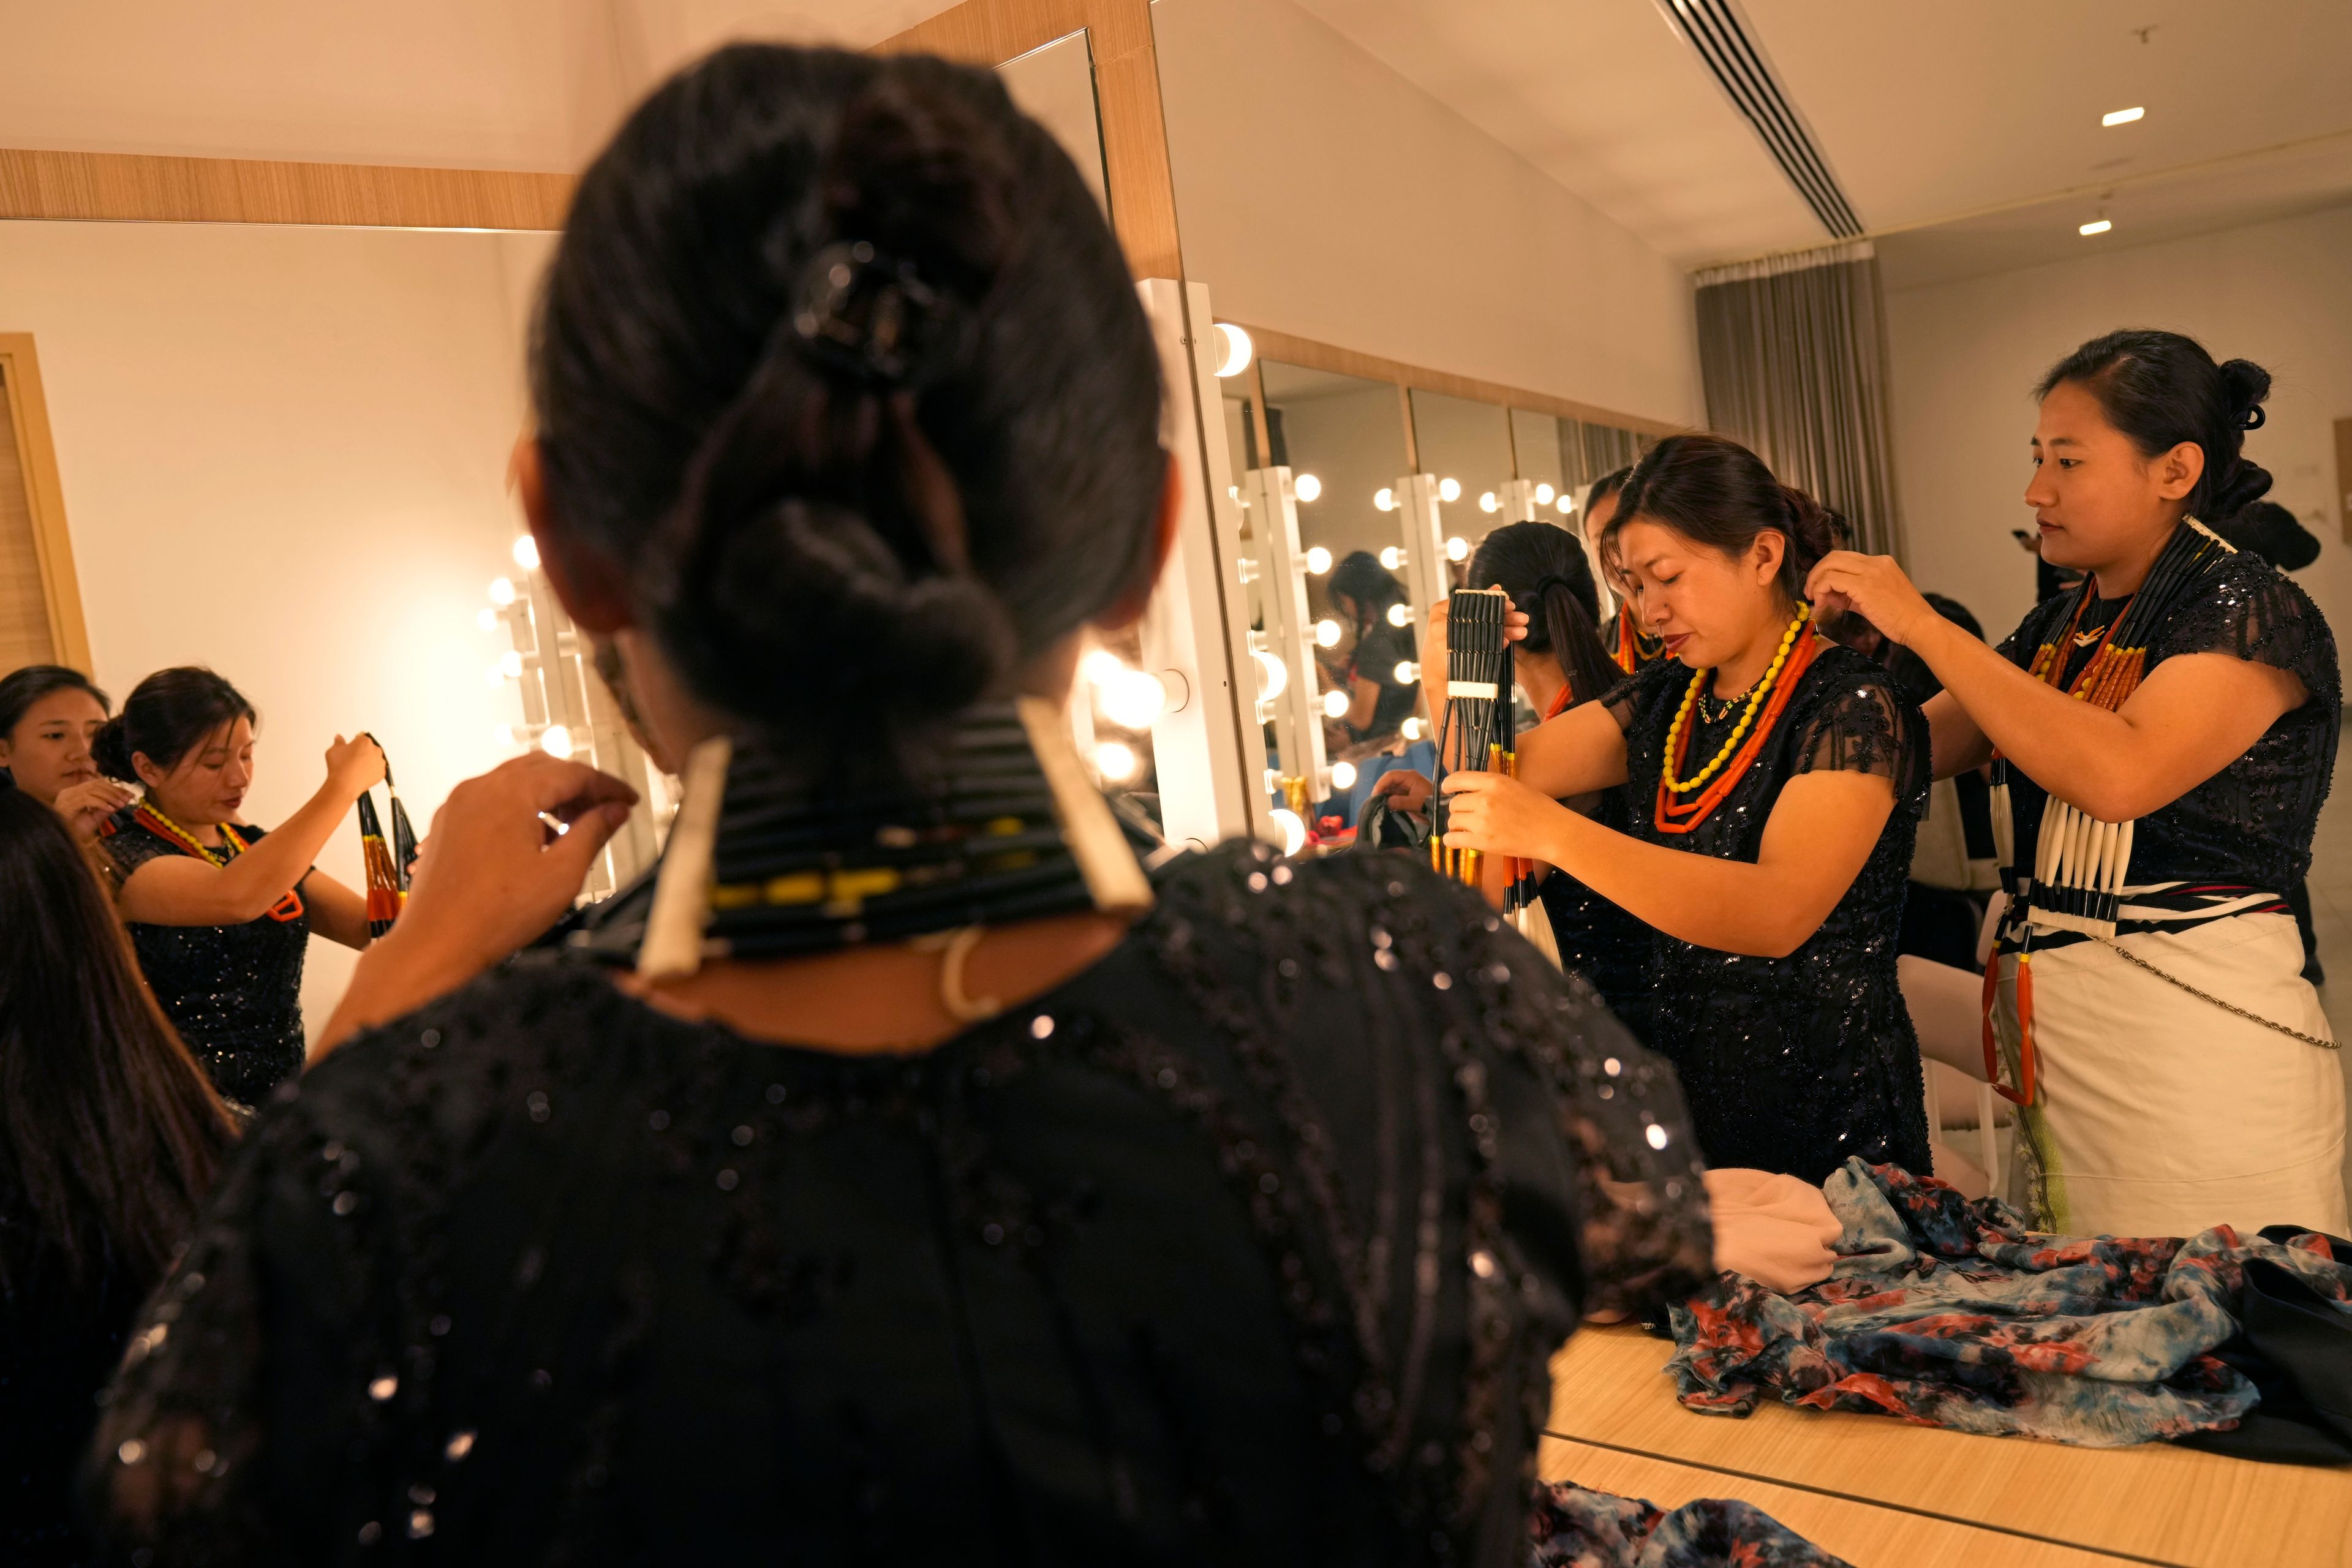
[1665,1160,2352,1447]
[1528,1482,1851,1567]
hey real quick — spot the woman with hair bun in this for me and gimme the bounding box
[1809,329,2343,1238]
[90,666,384,1107]
[1437,433,1932,1183]
[89,45,1709,1563]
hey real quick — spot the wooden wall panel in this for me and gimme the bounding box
[0,336,91,672]
[0,148,572,230]
[1237,322,1687,440]
[878,0,1182,281]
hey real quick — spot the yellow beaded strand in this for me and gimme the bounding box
[1660,603,1814,796]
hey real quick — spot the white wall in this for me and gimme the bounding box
[1153,0,1703,432]
[1886,203,2352,645]
[0,220,557,1036]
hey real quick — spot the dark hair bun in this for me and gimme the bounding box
[657,489,1017,756]
[1777,485,1848,578]
[2218,358,2272,428]
[91,715,134,783]
[827,61,1017,304]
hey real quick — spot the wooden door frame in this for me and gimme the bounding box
[0,334,92,670]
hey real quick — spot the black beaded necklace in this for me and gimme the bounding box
[566,701,1158,971]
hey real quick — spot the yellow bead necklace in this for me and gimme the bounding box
[1660,603,1814,796]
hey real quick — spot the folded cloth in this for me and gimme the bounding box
[1665,1160,2352,1447]
[1529,1480,1852,1567]
[1704,1168,1841,1294]
[2180,1226,2352,1464]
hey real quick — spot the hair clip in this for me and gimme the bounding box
[790,241,960,388]
[2238,404,2266,432]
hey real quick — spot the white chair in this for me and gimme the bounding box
[1899,952,2007,1203]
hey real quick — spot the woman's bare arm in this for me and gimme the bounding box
[1441,767,1894,959]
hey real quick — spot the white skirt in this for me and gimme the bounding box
[1990,910,2348,1238]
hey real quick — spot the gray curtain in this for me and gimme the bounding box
[1555,420,1645,494]
[1695,240,1904,560]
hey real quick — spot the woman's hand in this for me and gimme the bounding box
[325,733,388,799]
[1439,770,1572,861]
[53,777,136,840]
[1804,552,1936,647]
[1371,769,1432,813]
[315,755,637,1055]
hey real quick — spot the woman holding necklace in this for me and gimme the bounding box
[1438,434,1932,1183]
[92,667,383,1107]
[0,665,134,841]
[89,48,1709,1562]
[1807,331,2343,1237]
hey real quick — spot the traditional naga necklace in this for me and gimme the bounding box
[571,699,1156,1020]
[1654,602,1819,834]
[1612,603,1666,675]
[119,802,306,922]
[1982,517,2253,1104]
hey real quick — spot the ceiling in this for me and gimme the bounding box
[1292,0,2352,284]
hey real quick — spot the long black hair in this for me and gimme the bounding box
[1327,549,1409,636]
[2035,329,2272,521]
[0,785,233,1292]
[1468,523,1619,711]
[531,45,1163,780]
[2212,499,2319,572]
[1602,434,1846,601]
[90,668,257,783]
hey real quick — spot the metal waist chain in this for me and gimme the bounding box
[2094,937,2337,1050]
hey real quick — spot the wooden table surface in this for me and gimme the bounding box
[1542,1324,2352,1568]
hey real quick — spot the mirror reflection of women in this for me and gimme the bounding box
[1438,435,1932,1183]
[1809,331,2345,1237]
[90,47,1711,1562]
[1324,549,1419,745]
[0,783,232,1565]
[92,668,384,1108]
[0,665,135,841]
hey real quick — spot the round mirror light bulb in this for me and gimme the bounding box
[1438,477,1462,503]
[1386,603,1412,628]
[1535,483,1556,505]
[475,606,499,633]
[494,723,516,748]
[1080,649,1126,688]
[1556,494,1575,513]
[1373,487,1396,513]
[1478,491,1498,514]
[1093,739,1140,782]
[1393,660,1418,685]
[1304,545,1333,575]
[1379,546,1404,571]
[1270,807,1308,858]
[1100,668,1169,729]
[1400,716,1423,741]
[1251,649,1290,701]
[539,726,575,760]
[1446,536,1469,562]
[488,576,517,607]
[511,535,541,571]
[1314,618,1341,648]
[1292,472,1322,503]
[1211,323,1254,379]
[1329,759,1358,790]
[498,650,524,679]
[1322,688,1350,718]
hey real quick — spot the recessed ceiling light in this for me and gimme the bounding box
[2101,107,2145,127]
[2079,219,2113,236]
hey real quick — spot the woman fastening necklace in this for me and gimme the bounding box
[1434,434,1932,1184]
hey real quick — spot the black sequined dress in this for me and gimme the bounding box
[1536,788,1656,1039]
[102,816,310,1107]
[1994,549,2340,891]
[1611,644,1933,1183]
[86,843,1713,1566]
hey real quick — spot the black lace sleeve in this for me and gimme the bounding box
[96,818,175,884]
[1790,660,1929,801]
[2153,552,2342,713]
